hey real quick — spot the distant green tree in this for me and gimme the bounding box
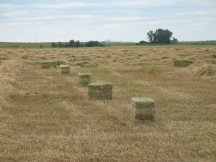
[58,42,64,48]
[155,29,173,43]
[147,29,173,44]
[75,40,81,47]
[85,41,104,47]
[171,37,178,44]
[147,30,155,43]
[51,42,57,48]
[138,40,147,45]
[69,40,75,47]
[65,43,69,48]
[51,40,104,48]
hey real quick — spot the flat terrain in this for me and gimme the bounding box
[0,42,52,48]
[0,46,216,161]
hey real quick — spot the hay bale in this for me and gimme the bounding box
[41,61,57,69]
[60,65,70,75]
[173,59,193,67]
[132,97,155,121]
[78,73,92,86]
[88,82,113,100]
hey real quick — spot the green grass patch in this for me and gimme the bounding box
[141,65,159,74]
[80,63,98,68]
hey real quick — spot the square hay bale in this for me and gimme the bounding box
[41,61,57,69]
[132,97,155,121]
[78,73,92,86]
[173,59,193,67]
[88,82,113,100]
[60,65,70,75]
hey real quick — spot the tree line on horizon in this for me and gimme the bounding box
[51,28,178,48]
[51,40,105,48]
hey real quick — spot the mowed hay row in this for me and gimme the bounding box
[41,60,57,69]
[0,57,26,108]
[195,64,216,77]
[173,59,193,67]
[0,47,216,162]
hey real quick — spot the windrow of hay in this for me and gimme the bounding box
[195,64,216,77]
[0,58,25,108]
[173,59,193,67]
[75,61,98,68]
[41,60,57,69]
[205,59,216,64]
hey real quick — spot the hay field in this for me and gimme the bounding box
[0,46,216,161]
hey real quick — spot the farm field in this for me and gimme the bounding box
[0,46,216,161]
[0,42,52,48]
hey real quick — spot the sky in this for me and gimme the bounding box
[0,0,216,42]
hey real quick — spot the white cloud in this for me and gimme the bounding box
[175,10,216,16]
[0,0,182,10]
[0,3,15,9]
[33,2,86,9]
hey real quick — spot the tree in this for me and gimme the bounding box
[58,42,64,48]
[51,42,57,48]
[65,43,69,48]
[137,40,147,45]
[85,41,104,47]
[171,37,178,44]
[51,40,105,48]
[69,40,75,47]
[147,30,155,43]
[147,29,173,44]
[75,40,81,47]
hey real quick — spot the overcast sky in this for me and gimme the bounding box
[0,0,216,42]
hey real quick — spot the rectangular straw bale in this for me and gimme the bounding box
[132,97,155,121]
[78,73,92,86]
[60,65,70,75]
[88,83,113,100]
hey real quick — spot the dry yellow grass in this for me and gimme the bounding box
[0,46,216,161]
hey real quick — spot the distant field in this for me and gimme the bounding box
[180,40,216,45]
[1,41,216,48]
[0,46,216,161]
[0,42,139,48]
[0,42,52,48]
